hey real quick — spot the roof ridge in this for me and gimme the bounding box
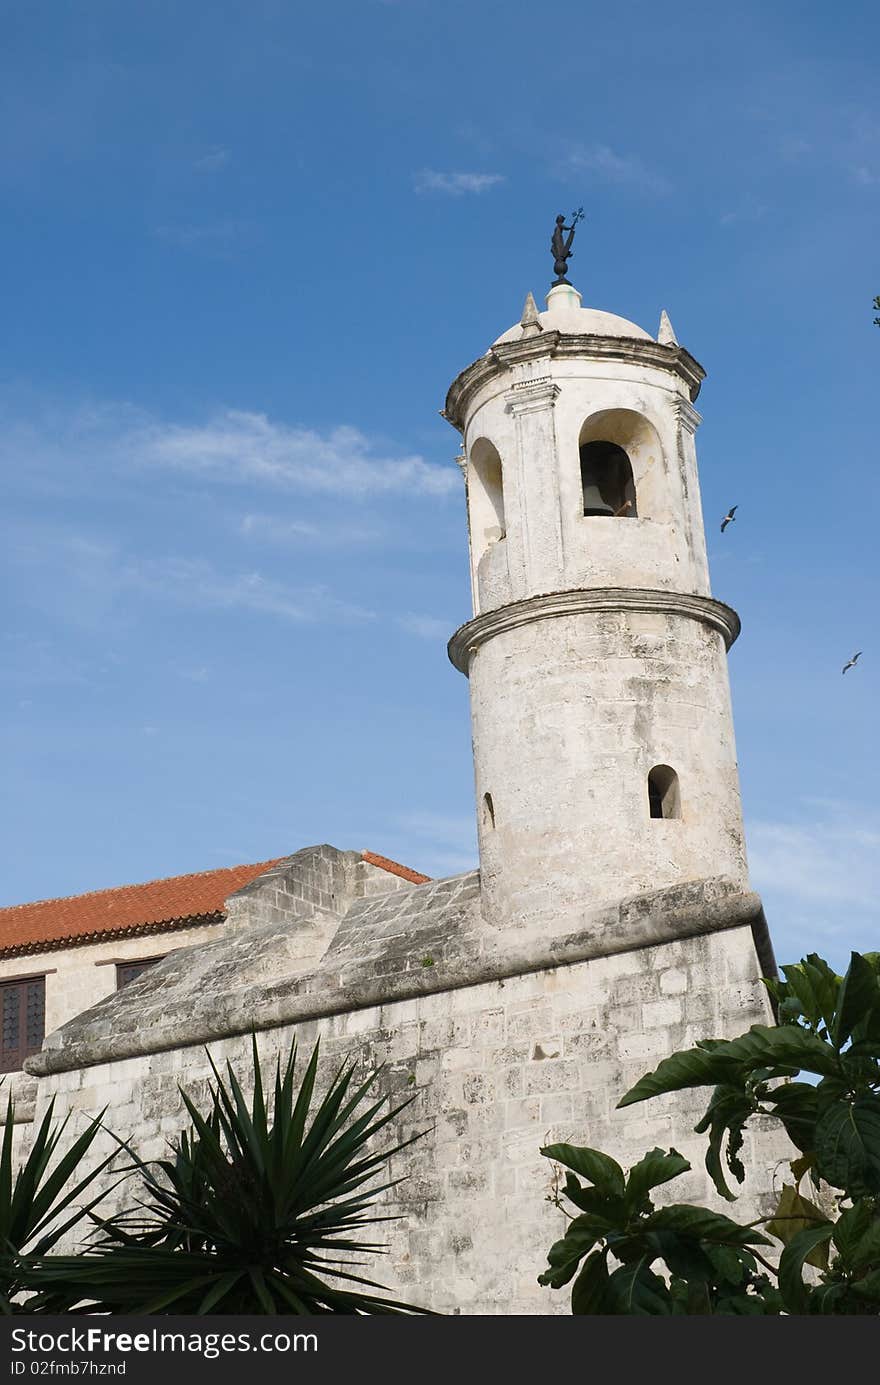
[361,850,430,884]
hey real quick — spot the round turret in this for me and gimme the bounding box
[445,279,749,933]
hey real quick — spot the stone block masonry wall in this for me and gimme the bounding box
[470,607,747,932]
[32,923,784,1315]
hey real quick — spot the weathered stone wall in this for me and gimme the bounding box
[0,922,229,1122]
[27,920,782,1315]
[1,849,413,1122]
[461,348,709,614]
[469,608,748,930]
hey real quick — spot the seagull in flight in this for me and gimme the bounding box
[720,505,738,533]
[842,651,862,675]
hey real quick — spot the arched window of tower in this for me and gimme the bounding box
[647,766,681,820]
[579,440,637,518]
[482,792,496,830]
[468,439,506,562]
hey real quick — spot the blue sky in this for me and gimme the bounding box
[1,0,877,972]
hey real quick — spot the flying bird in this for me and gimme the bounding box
[842,651,862,675]
[720,505,738,533]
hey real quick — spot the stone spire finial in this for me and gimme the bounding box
[658,309,678,345]
[520,292,543,338]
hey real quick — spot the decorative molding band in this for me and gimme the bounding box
[443,331,706,432]
[505,377,561,416]
[447,587,741,674]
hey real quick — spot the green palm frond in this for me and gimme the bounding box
[27,1037,431,1314]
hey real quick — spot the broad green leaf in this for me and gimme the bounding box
[618,1025,840,1108]
[766,1082,820,1155]
[847,1217,880,1271]
[643,1204,770,1247]
[814,1097,880,1195]
[607,1258,671,1315]
[833,953,880,1049]
[539,1218,608,1289]
[570,1251,612,1314]
[540,1144,625,1199]
[832,1200,874,1260]
[647,1229,715,1283]
[625,1148,690,1211]
[789,1153,815,1186]
[695,1086,754,1201]
[778,1223,835,1314]
[764,1184,829,1266]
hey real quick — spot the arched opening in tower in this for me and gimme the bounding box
[579,440,637,518]
[647,765,681,820]
[469,439,506,555]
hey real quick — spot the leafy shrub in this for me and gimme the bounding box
[539,951,880,1314]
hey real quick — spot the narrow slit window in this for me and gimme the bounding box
[482,792,495,830]
[647,765,680,820]
[580,440,637,518]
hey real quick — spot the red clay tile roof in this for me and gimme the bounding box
[361,851,430,885]
[0,850,429,959]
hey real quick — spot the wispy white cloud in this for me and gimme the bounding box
[396,613,449,641]
[193,146,229,172]
[747,800,880,961]
[122,556,377,625]
[241,512,384,547]
[556,143,670,196]
[131,410,457,497]
[5,524,378,630]
[414,169,505,196]
[748,806,880,912]
[0,397,457,501]
[719,198,767,226]
[153,220,246,251]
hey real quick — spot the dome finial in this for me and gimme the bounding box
[550,207,585,286]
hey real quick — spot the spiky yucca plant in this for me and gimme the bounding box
[28,1038,430,1314]
[1,1090,114,1313]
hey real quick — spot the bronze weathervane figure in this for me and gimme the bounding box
[551,207,585,285]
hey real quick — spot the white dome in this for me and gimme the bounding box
[493,284,653,345]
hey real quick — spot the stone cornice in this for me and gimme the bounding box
[447,587,740,674]
[675,397,703,435]
[25,879,770,1075]
[442,332,706,433]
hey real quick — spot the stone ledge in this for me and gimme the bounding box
[447,588,741,674]
[25,875,772,1076]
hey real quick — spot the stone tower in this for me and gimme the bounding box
[444,279,748,933]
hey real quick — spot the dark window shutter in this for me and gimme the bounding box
[116,957,164,989]
[0,976,46,1072]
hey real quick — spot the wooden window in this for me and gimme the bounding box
[116,957,164,990]
[0,975,46,1072]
